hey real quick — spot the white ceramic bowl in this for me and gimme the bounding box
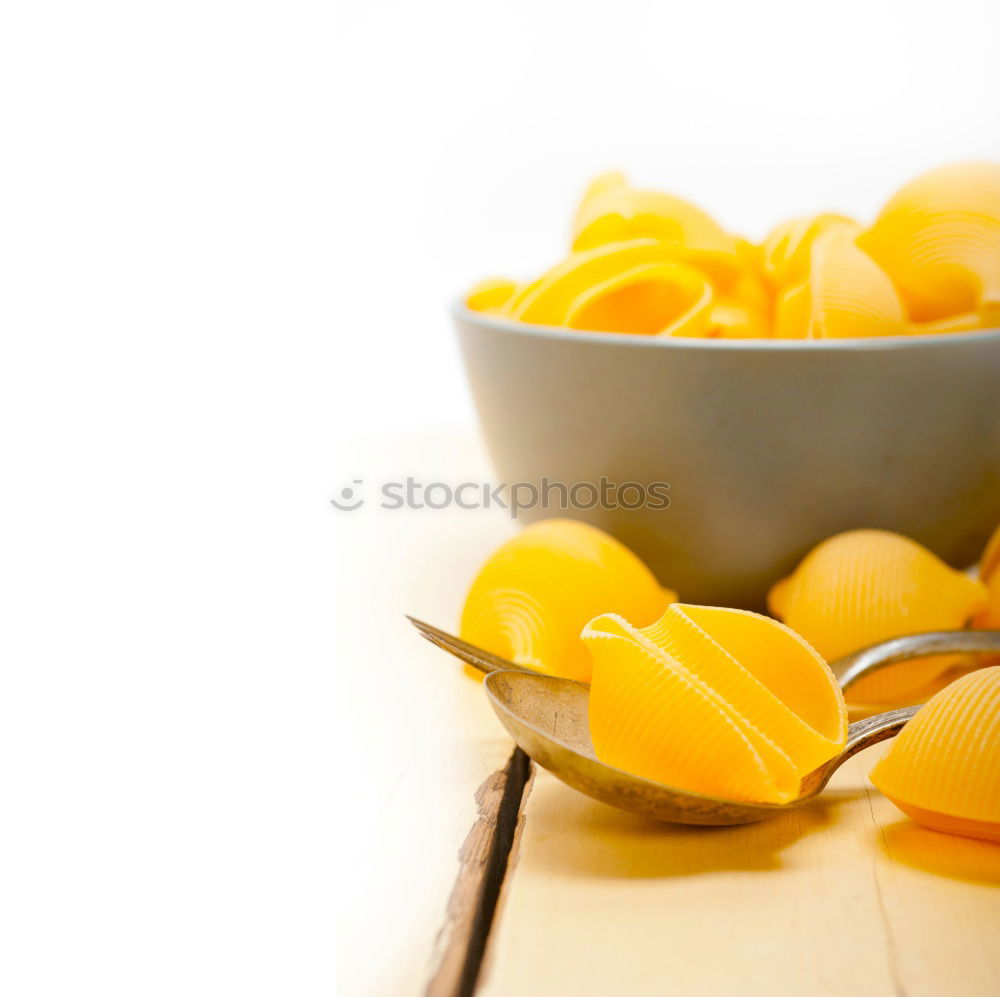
[454,303,1000,608]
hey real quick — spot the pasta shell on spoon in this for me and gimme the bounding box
[582,605,846,804]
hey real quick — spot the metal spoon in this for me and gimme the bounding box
[408,617,1000,826]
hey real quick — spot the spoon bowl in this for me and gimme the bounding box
[485,668,914,825]
[409,617,1000,825]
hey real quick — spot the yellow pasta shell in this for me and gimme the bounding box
[871,667,1000,842]
[570,172,741,286]
[509,240,689,326]
[979,521,1000,588]
[768,530,989,703]
[730,251,772,314]
[564,261,715,337]
[707,302,770,339]
[508,240,718,335]
[774,227,908,339]
[466,277,520,314]
[761,214,861,288]
[909,309,1000,336]
[572,171,628,235]
[583,605,846,804]
[858,161,1000,323]
[975,523,1000,629]
[707,245,773,338]
[460,518,675,683]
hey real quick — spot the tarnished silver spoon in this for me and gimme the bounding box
[408,617,1000,826]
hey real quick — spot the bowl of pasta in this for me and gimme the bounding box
[455,163,1000,608]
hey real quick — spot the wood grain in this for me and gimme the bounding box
[335,432,999,997]
[426,749,531,997]
[479,742,1000,997]
[335,433,519,996]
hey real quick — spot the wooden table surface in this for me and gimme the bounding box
[336,432,1000,997]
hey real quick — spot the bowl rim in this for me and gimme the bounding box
[452,300,1000,352]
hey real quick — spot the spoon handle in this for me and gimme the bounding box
[843,705,919,757]
[802,706,920,796]
[409,616,1000,693]
[833,630,1000,691]
[406,616,541,676]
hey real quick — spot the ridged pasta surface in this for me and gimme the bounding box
[504,239,717,337]
[583,605,847,803]
[460,519,675,682]
[570,172,741,285]
[467,162,1000,338]
[774,227,908,339]
[563,260,714,337]
[871,668,1000,842]
[761,214,861,288]
[768,530,988,703]
[857,161,1000,323]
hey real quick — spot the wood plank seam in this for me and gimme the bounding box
[426,748,532,997]
[474,757,535,993]
[862,774,907,997]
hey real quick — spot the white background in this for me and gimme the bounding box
[1,1,998,993]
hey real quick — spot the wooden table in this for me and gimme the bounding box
[336,432,1000,997]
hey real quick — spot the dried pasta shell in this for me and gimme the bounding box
[508,240,715,334]
[466,277,520,314]
[761,214,861,288]
[909,311,992,336]
[982,523,1000,583]
[730,248,773,313]
[858,161,1000,322]
[570,173,741,286]
[584,616,798,803]
[768,530,989,703]
[572,171,628,235]
[975,523,1000,629]
[582,605,846,803]
[708,241,772,338]
[774,227,908,339]
[871,667,1000,842]
[707,302,770,339]
[645,605,847,773]
[735,237,766,276]
[564,261,714,337]
[460,518,675,683]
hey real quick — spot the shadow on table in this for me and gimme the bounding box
[536,785,865,880]
[879,820,1000,886]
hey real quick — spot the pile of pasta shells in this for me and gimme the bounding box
[460,519,1000,840]
[467,162,1000,339]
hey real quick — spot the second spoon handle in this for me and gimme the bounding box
[833,630,1000,691]
[843,705,920,756]
[801,705,920,796]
